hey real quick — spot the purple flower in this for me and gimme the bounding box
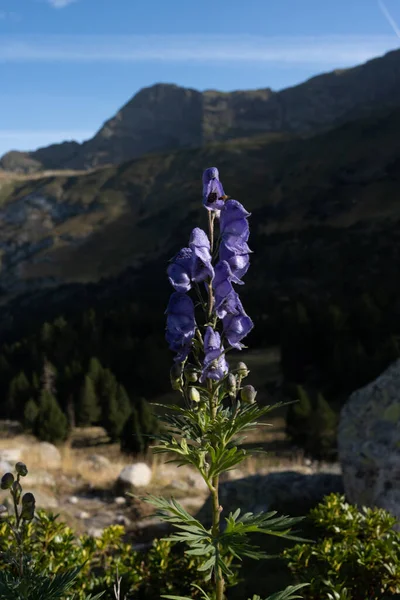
[200,326,229,382]
[220,199,250,241]
[202,167,226,211]
[220,237,252,281]
[165,292,196,363]
[167,247,193,293]
[222,294,253,350]
[213,260,243,319]
[219,199,252,281]
[189,228,214,282]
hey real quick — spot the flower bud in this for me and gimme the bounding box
[227,373,236,396]
[12,481,22,504]
[22,492,35,507]
[15,462,28,477]
[1,473,14,490]
[170,364,183,391]
[189,387,201,403]
[184,366,198,383]
[170,363,183,379]
[240,385,257,404]
[236,362,249,378]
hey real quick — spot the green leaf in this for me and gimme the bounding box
[263,583,310,600]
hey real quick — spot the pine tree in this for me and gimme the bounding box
[41,358,57,394]
[120,397,160,456]
[77,375,101,426]
[116,384,131,426]
[24,398,39,431]
[88,357,103,386]
[34,390,68,444]
[99,368,120,441]
[120,407,144,455]
[6,371,31,418]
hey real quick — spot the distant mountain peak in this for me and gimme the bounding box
[1,48,400,174]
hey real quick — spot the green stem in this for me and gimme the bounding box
[206,209,224,598]
[209,385,224,600]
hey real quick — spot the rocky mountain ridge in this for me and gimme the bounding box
[2,48,400,173]
[0,103,400,328]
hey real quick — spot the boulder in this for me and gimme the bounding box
[79,454,111,472]
[0,448,22,463]
[37,442,62,469]
[196,471,343,526]
[27,469,56,488]
[116,463,152,494]
[338,359,400,521]
[0,460,12,475]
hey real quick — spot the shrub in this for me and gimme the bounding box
[283,493,400,599]
[0,463,213,600]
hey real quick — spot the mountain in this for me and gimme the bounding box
[2,48,400,173]
[0,104,400,312]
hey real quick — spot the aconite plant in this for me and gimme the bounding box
[146,168,309,600]
[0,463,104,600]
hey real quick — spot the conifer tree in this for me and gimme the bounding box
[6,371,31,418]
[23,398,39,431]
[120,397,160,456]
[88,357,103,385]
[34,390,68,443]
[116,384,131,425]
[77,375,101,426]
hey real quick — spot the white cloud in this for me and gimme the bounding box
[47,0,78,8]
[0,34,398,67]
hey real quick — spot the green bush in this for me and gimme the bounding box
[283,493,400,599]
[0,508,213,600]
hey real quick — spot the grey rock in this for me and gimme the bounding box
[37,442,62,469]
[77,510,91,520]
[27,470,56,488]
[0,448,22,463]
[196,471,343,527]
[114,496,126,505]
[0,460,12,474]
[116,463,152,494]
[338,359,400,522]
[87,527,104,538]
[81,454,111,472]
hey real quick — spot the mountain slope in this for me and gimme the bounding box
[2,48,400,173]
[0,105,400,312]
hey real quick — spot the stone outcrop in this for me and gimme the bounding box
[338,359,400,522]
[196,470,343,526]
[2,48,400,172]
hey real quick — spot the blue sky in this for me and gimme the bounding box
[0,0,400,157]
